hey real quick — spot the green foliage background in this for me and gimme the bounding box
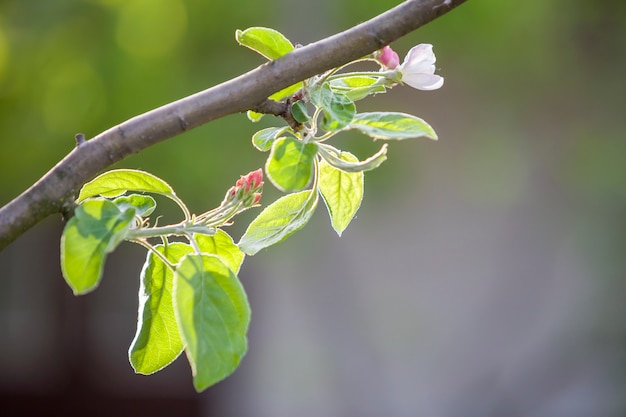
[1,0,625,414]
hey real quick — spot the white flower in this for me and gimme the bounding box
[397,44,444,91]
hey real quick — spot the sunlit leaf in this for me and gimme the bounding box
[77,169,176,202]
[247,110,264,123]
[195,229,245,274]
[174,254,250,392]
[318,143,388,173]
[347,112,438,140]
[112,194,156,217]
[311,83,356,131]
[318,152,364,236]
[238,190,318,255]
[60,199,134,294]
[266,137,318,192]
[129,242,193,375]
[235,26,294,60]
[252,127,288,152]
[269,81,303,103]
[329,75,386,101]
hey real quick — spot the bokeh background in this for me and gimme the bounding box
[1,0,625,416]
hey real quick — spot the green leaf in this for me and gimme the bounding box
[329,75,386,101]
[235,26,294,60]
[311,83,356,131]
[246,79,303,122]
[77,169,176,203]
[266,137,318,192]
[290,100,310,123]
[174,254,251,392]
[269,82,303,103]
[318,152,364,236]
[238,190,318,255]
[347,112,438,140]
[246,110,264,123]
[195,229,245,274]
[252,127,288,152]
[235,27,302,115]
[318,143,388,173]
[60,199,135,294]
[112,194,156,217]
[129,242,193,375]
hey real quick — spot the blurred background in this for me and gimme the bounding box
[1,0,625,415]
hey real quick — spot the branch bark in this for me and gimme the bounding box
[0,0,467,251]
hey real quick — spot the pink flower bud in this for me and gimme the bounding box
[246,168,264,189]
[377,46,400,70]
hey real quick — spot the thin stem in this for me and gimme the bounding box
[169,195,192,222]
[130,238,176,272]
[126,221,214,240]
[186,233,202,254]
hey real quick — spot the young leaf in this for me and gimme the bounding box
[112,194,157,217]
[60,199,135,294]
[329,75,386,101]
[318,152,364,236]
[195,229,245,274]
[252,127,288,152]
[174,254,251,392]
[129,242,193,375]
[235,26,294,60]
[311,83,356,131]
[290,100,310,123]
[318,143,388,173]
[269,82,303,103]
[235,27,302,104]
[266,137,318,192]
[77,169,176,203]
[247,110,264,123]
[347,112,438,140]
[238,190,318,255]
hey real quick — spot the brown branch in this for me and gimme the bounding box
[0,0,468,251]
[252,99,303,131]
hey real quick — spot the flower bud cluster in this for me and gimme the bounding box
[224,168,263,206]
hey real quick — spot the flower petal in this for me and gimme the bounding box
[402,44,436,68]
[402,73,444,91]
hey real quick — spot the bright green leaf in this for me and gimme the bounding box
[247,110,264,123]
[238,190,318,255]
[77,169,176,203]
[347,112,438,140]
[60,199,135,294]
[311,84,356,131]
[252,127,287,152]
[195,229,245,274]
[235,26,294,60]
[329,75,386,101]
[266,137,318,192]
[129,242,193,375]
[174,254,251,392]
[112,194,156,217]
[318,143,388,173]
[318,152,364,236]
[269,81,303,103]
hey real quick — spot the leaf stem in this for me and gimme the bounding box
[130,239,176,271]
[127,221,215,240]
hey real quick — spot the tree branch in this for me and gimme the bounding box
[0,0,467,251]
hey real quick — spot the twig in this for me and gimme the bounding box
[0,0,468,251]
